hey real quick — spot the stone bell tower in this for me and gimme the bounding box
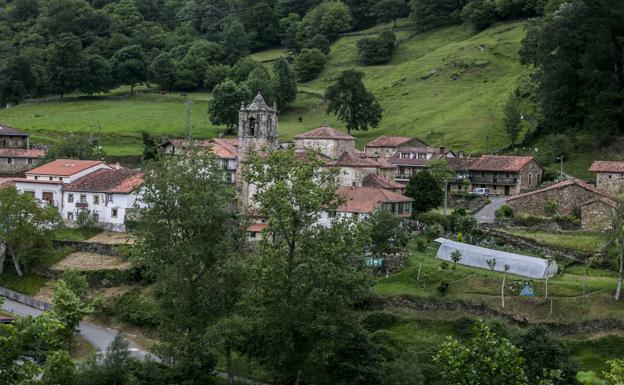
[236,92,278,212]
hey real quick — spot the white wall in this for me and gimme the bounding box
[63,190,139,232]
[14,181,63,208]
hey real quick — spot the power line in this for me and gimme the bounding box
[0,0,309,54]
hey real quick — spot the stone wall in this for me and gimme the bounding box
[0,136,28,149]
[508,184,598,217]
[518,160,543,191]
[0,157,38,174]
[595,172,624,195]
[581,200,615,231]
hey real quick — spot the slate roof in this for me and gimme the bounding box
[362,174,404,189]
[507,178,602,201]
[470,155,535,172]
[336,187,413,214]
[27,160,106,176]
[588,161,624,173]
[0,124,29,137]
[294,125,355,140]
[365,136,413,148]
[63,169,143,193]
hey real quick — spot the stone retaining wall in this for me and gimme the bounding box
[53,240,118,256]
[0,287,53,311]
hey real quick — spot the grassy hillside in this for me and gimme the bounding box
[0,19,529,156]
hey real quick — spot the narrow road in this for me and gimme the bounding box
[475,197,507,224]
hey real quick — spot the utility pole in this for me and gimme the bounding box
[444,179,448,215]
[556,156,564,178]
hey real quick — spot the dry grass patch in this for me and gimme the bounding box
[86,231,135,245]
[52,252,130,271]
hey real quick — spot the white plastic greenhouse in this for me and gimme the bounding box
[434,238,558,279]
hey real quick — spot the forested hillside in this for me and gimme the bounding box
[0,0,623,173]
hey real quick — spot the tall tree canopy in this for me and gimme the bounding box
[325,69,383,133]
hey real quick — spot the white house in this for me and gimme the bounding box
[62,168,143,232]
[14,159,142,232]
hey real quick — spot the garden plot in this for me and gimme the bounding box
[51,252,130,271]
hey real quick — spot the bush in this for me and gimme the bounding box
[424,223,443,240]
[495,204,514,218]
[76,209,98,229]
[544,201,558,217]
[512,214,544,227]
[293,48,327,82]
[461,0,499,32]
[415,236,428,252]
[203,64,230,91]
[437,281,450,295]
[303,34,331,55]
[414,212,450,230]
[362,311,401,332]
[357,31,396,65]
[114,288,160,327]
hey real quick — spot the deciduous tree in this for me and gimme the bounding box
[208,80,252,134]
[272,57,297,109]
[325,69,383,134]
[111,44,147,93]
[404,170,443,213]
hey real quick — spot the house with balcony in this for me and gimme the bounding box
[388,146,457,183]
[468,155,542,196]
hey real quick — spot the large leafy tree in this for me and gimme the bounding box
[0,187,61,276]
[325,69,383,134]
[404,170,443,213]
[46,32,85,98]
[79,54,112,96]
[220,18,251,65]
[132,152,246,384]
[375,0,409,27]
[148,52,176,91]
[52,279,93,345]
[409,0,468,31]
[111,44,147,93]
[242,149,375,385]
[42,135,102,162]
[0,54,39,105]
[435,321,528,385]
[523,0,624,133]
[293,48,327,82]
[272,57,297,109]
[245,67,277,106]
[208,80,252,134]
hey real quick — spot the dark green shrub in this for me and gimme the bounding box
[357,31,396,65]
[495,204,514,218]
[293,48,327,82]
[414,212,450,230]
[424,223,443,240]
[437,281,450,295]
[415,236,428,252]
[512,214,544,227]
[461,0,499,32]
[544,201,558,217]
[114,288,160,327]
[362,311,401,332]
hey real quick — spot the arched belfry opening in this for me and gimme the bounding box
[248,117,256,136]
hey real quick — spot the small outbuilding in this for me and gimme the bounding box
[434,238,558,279]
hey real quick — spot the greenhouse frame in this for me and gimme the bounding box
[434,238,558,279]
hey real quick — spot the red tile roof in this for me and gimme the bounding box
[446,157,478,171]
[247,223,268,233]
[0,148,46,158]
[165,138,238,159]
[27,159,106,176]
[331,151,382,167]
[0,178,15,188]
[365,136,413,148]
[470,155,535,172]
[63,169,143,193]
[0,124,28,137]
[336,187,413,214]
[588,161,624,173]
[507,178,602,201]
[362,174,404,189]
[294,125,355,140]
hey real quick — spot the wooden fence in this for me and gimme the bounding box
[0,287,53,311]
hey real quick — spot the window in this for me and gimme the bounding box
[93,195,100,205]
[49,177,53,181]
[80,194,87,203]
[418,153,427,159]
[107,193,113,203]
[59,177,63,182]
[34,176,38,180]
[609,174,613,179]
[7,158,12,164]
[68,212,74,221]
[249,232,256,239]
[68,194,74,203]
[328,211,337,218]
[111,208,118,218]
[248,117,256,136]
[27,158,33,165]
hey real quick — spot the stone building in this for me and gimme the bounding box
[236,93,278,212]
[388,146,457,183]
[469,155,542,196]
[294,125,356,160]
[580,197,616,231]
[364,136,428,157]
[161,138,238,183]
[0,124,29,149]
[507,178,604,217]
[588,161,624,194]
